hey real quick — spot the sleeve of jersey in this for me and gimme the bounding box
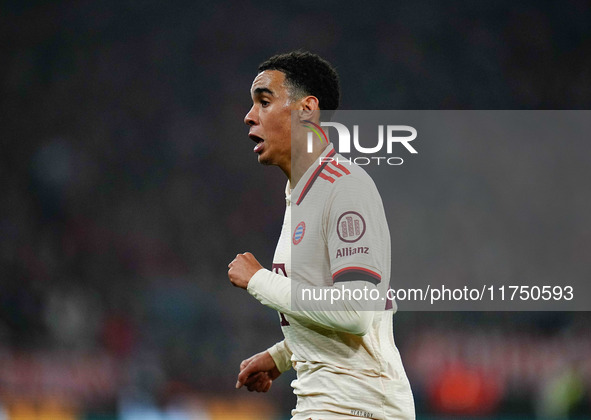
[247,269,375,336]
[327,174,387,289]
[266,340,293,373]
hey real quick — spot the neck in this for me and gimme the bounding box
[288,142,328,188]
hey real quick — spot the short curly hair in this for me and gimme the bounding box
[258,51,340,116]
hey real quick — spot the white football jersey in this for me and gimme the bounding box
[249,144,415,419]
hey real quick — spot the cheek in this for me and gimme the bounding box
[267,117,290,138]
[277,123,292,147]
[264,106,293,142]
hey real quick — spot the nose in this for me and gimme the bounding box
[244,106,257,126]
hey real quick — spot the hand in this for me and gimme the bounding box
[228,252,263,289]
[236,350,281,392]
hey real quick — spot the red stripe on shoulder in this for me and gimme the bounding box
[319,172,335,183]
[330,160,351,175]
[324,165,342,178]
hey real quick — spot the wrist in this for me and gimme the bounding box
[246,268,267,293]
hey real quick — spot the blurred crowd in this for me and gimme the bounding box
[1,0,590,418]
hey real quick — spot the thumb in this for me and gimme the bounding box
[236,359,258,389]
[240,355,255,371]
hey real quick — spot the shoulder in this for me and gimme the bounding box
[325,154,379,197]
[318,156,384,219]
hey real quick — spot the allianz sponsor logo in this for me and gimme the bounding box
[336,246,369,259]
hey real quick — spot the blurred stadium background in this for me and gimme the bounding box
[1,0,590,419]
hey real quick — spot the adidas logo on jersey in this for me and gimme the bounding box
[336,246,369,258]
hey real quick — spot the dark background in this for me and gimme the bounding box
[1,0,590,418]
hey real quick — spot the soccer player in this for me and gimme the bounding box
[228,51,415,419]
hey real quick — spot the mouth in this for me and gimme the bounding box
[249,133,264,153]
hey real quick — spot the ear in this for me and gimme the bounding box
[299,95,320,121]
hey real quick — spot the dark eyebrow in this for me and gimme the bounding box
[253,87,274,96]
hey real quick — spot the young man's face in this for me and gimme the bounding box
[244,70,299,172]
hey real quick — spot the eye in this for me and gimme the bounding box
[261,100,270,107]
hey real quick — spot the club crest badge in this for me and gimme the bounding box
[293,221,306,245]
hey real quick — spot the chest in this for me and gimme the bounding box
[273,202,332,286]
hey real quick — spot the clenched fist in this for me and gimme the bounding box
[236,350,281,392]
[228,252,263,289]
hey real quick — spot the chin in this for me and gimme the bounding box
[257,154,272,165]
